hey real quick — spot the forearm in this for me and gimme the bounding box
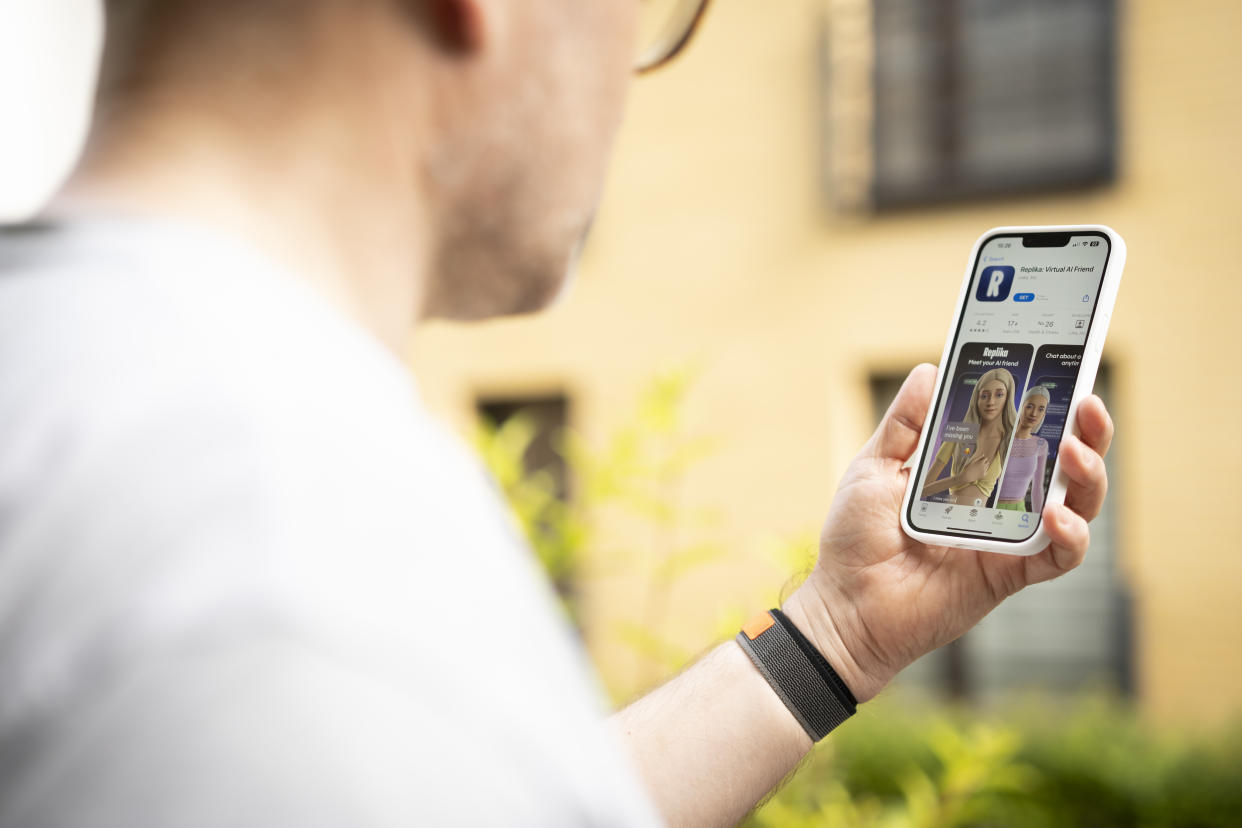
[610,590,879,828]
[610,641,811,828]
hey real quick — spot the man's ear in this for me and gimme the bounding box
[419,0,488,54]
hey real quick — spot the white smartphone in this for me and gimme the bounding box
[900,225,1125,556]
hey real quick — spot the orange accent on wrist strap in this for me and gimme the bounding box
[742,611,776,640]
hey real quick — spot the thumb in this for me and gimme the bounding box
[865,363,937,463]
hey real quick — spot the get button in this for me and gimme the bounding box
[1013,293,1035,302]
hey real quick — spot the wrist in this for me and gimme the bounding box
[781,584,889,704]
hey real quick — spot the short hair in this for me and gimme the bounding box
[95,0,319,105]
[1021,385,1051,405]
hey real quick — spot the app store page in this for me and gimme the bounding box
[910,234,1110,542]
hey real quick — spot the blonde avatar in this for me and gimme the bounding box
[921,367,1018,506]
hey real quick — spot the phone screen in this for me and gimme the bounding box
[908,231,1112,543]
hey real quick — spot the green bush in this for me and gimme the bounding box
[744,694,1242,828]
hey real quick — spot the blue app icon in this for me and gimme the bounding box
[976,266,1015,302]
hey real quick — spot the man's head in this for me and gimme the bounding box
[412,1,639,319]
[86,0,638,322]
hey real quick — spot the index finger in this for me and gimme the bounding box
[1075,395,1114,458]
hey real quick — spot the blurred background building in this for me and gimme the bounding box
[1,0,1237,727]
[411,0,1242,723]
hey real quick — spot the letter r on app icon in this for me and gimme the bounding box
[976,266,1015,302]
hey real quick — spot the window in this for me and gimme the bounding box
[870,366,1132,701]
[477,395,571,501]
[476,394,578,618]
[822,0,1118,211]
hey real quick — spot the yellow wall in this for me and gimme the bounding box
[411,0,1242,721]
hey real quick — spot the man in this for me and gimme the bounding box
[0,1,1113,826]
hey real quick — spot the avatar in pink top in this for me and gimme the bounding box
[996,386,1051,513]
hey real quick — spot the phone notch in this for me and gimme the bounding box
[1021,233,1072,248]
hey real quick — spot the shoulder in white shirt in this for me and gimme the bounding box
[0,218,660,827]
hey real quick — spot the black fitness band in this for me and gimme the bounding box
[735,609,858,741]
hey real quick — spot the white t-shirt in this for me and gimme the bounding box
[0,218,661,827]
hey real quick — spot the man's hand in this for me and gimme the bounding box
[614,363,1113,826]
[784,363,1114,702]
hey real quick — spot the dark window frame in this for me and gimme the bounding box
[477,394,572,502]
[869,0,1120,210]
